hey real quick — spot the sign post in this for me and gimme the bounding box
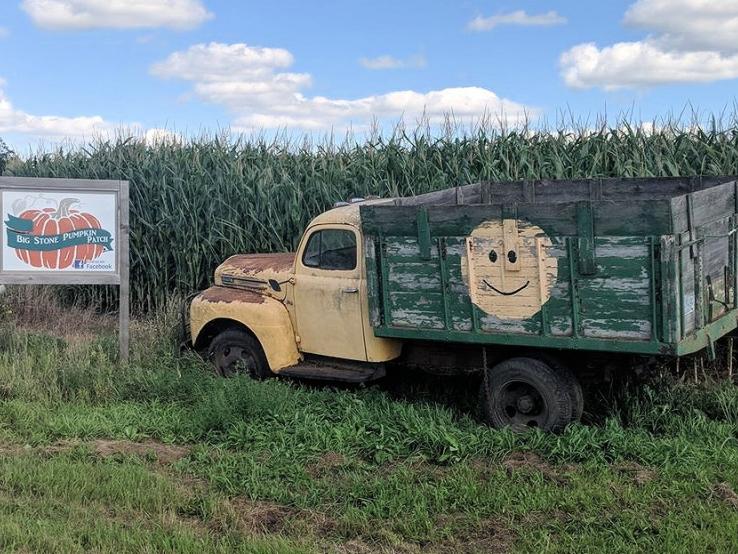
[0,177,130,361]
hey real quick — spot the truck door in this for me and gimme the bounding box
[294,225,367,360]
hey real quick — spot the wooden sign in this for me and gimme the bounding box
[0,177,130,361]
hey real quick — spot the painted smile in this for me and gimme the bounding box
[482,279,530,296]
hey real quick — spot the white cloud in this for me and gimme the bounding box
[359,54,427,70]
[144,128,181,144]
[467,10,566,32]
[624,0,738,53]
[0,82,113,137]
[0,85,182,148]
[0,27,9,39]
[152,42,534,131]
[561,41,738,90]
[21,0,213,30]
[232,87,532,131]
[561,0,738,89]
[151,43,297,82]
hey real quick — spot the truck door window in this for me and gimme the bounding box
[302,229,357,270]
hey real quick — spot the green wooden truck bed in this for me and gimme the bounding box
[361,176,738,357]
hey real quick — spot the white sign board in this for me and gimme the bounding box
[2,190,118,274]
[0,177,129,361]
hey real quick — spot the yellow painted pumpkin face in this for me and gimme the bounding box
[463,219,558,320]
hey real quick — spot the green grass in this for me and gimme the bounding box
[0,449,308,553]
[0,307,737,552]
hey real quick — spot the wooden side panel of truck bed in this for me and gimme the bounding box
[361,177,738,356]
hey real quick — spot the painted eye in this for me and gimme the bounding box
[507,250,517,263]
[488,250,497,263]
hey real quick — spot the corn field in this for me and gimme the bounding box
[7,120,738,311]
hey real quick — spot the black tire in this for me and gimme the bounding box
[207,329,272,379]
[531,354,584,421]
[479,357,580,433]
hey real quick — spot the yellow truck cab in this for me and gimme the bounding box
[187,177,738,432]
[189,199,402,383]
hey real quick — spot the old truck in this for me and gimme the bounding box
[185,176,738,432]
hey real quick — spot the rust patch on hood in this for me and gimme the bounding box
[216,252,295,290]
[199,286,265,304]
[221,253,295,274]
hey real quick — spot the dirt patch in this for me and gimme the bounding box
[615,462,657,486]
[429,517,514,554]
[0,439,81,457]
[93,439,190,465]
[225,497,298,534]
[40,440,81,456]
[333,540,422,554]
[306,451,347,478]
[0,442,24,456]
[1,439,190,466]
[711,482,738,510]
[333,539,379,554]
[160,509,211,537]
[500,452,570,485]
[377,459,451,482]
[213,495,339,539]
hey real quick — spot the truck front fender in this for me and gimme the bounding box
[190,286,300,371]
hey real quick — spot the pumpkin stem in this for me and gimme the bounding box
[55,198,79,218]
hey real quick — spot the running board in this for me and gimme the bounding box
[278,360,386,383]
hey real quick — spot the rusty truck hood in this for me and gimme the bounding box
[214,252,295,291]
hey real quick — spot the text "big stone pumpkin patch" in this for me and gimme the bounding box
[5,197,114,270]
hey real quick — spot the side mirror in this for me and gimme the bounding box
[268,279,282,292]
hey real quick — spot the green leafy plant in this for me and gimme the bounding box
[0,138,12,175]
[10,115,738,311]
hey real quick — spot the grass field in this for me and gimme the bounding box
[0,291,736,553]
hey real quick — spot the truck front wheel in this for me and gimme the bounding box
[207,329,272,379]
[479,357,581,433]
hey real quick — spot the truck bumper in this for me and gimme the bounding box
[179,292,201,351]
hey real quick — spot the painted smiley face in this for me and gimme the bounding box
[462,219,558,320]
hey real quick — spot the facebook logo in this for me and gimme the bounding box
[73,259,86,269]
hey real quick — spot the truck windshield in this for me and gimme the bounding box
[302,229,357,270]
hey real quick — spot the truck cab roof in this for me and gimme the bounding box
[308,198,393,228]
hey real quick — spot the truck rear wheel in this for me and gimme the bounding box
[479,357,580,433]
[531,354,584,421]
[207,329,272,379]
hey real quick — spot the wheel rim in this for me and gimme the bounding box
[495,380,548,429]
[213,344,258,377]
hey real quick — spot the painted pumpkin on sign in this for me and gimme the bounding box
[15,197,105,269]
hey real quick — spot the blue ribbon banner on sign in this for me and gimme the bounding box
[5,214,114,252]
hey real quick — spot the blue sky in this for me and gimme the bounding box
[1,0,738,152]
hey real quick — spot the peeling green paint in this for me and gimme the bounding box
[361,177,738,357]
